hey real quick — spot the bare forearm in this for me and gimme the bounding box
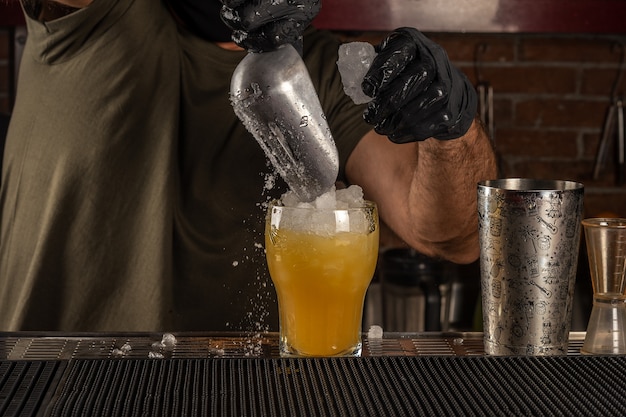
[346,119,497,264]
[409,119,497,263]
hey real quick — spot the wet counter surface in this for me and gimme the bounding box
[0,331,584,360]
[1,331,625,417]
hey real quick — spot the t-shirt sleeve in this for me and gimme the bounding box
[303,27,374,183]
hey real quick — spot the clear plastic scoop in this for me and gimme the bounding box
[230,44,339,202]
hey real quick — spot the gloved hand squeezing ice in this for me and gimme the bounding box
[361,27,477,143]
[220,0,321,53]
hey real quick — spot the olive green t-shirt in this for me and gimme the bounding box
[0,0,372,332]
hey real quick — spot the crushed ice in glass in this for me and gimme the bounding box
[277,185,371,234]
[337,42,377,104]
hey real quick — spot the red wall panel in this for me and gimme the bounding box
[2,1,625,32]
[313,0,626,33]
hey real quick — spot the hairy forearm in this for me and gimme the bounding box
[408,119,497,263]
[346,119,497,264]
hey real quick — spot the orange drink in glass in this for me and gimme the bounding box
[265,200,379,357]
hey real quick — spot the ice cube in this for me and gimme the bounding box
[313,186,337,209]
[368,325,384,339]
[337,42,377,105]
[336,185,365,208]
[161,333,177,348]
[112,348,125,357]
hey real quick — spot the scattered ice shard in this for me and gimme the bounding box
[161,333,177,348]
[367,325,384,339]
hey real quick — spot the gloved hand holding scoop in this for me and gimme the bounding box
[223,0,338,202]
[229,45,339,202]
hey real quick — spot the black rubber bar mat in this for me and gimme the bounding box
[2,356,626,416]
[0,361,65,417]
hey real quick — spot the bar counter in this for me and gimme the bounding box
[1,331,625,416]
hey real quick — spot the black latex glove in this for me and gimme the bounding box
[362,28,477,143]
[220,0,321,53]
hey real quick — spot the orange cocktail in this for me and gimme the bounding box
[265,200,379,357]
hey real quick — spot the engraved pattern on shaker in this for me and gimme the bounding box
[478,180,584,356]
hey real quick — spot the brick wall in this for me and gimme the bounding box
[448,33,626,219]
[1,28,626,217]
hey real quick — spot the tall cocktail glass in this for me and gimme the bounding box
[265,200,379,357]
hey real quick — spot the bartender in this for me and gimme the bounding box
[0,0,497,332]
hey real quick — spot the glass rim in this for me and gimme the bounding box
[582,218,626,228]
[268,199,377,212]
[478,178,584,192]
